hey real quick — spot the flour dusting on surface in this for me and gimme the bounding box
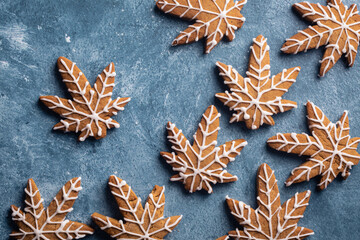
[65,34,71,43]
[0,61,9,68]
[0,24,31,51]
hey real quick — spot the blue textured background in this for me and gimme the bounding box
[1,0,360,239]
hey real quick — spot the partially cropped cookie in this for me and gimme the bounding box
[268,101,360,190]
[40,57,131,141]
[156,0,247,53]
[161,105,247,193]
[216,35,300,130]
[217,163,313,240]
[10,178,93,239]
[92,175,182,239]
[282,0,360,77]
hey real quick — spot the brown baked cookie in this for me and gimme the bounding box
[216,35,300,130]
[156,0,247,53]
[92,175,182,239]
[40,57,131,141]
[161,105,247,193]
[281,0,360,77]
[268,101,360,190]
[217,163,313,240]
[10,178,93,239]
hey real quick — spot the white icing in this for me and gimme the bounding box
[162,105,247,193]
[41,59,130,141]
[93,176,182,239]
[281,0,360,76]
[268,101,360,189]
[225,164,313,239]
[157,0,247,53]
[216,36,299,129]
[10,178,93,239]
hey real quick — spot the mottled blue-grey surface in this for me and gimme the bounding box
[1,0,360,239]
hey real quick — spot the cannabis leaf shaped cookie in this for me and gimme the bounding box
[268,101,360,190]
[216,35,300,130]
[40,57,131,141]
[217,163,313,240]
[161,105,247,194]
[282,0,360,77]
[10,178,93,239]
[156,0,247,53]
[92,175,182,239]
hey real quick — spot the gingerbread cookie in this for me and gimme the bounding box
[161,105,247,193]
[268,101,360,190]
[40,57,131,141]
[156,0,247,53]
[281,0,360,77]
[10,178,93,239]
[217,163,313,240]
[216,35,300,130]
[92,175,182,239]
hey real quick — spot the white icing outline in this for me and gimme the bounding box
[41,58,131,141]
[216,36,299,129]
[162,105,247,193]
[157,0,247,53]
[93,176,182,239]
[282,0,360,76]
[268,101,360,189]
[10,178,93,239]
[223,164,313,240]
